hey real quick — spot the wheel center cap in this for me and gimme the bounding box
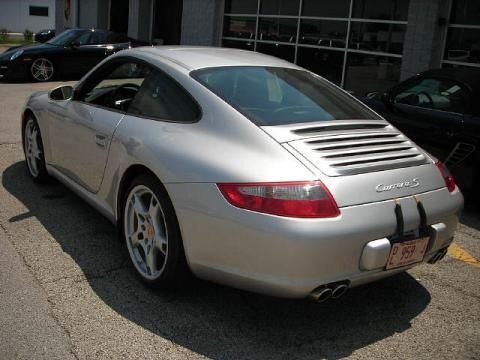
[147,226,154,238]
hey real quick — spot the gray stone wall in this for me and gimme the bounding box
[78,0,99,28]
[128,0,151,41]
[55,0,109,31]
[97,0,109,29]
[55,0,79,33]
[181,0,224,46]
[400,0,451,80]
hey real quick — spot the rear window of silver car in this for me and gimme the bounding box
[192,66,380,126]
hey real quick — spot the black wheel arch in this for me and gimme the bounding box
[116,165,169,227]
[21,108,37,149]
[116,165,191,282]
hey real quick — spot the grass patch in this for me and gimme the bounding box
[0,38,36,45]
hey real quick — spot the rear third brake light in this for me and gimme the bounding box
[217,181,340,218]
[435,160,456,192]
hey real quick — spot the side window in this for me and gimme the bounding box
[128,70,201,122]
[79,61,151,111]
[74,31,106,45]
[89,31,107,45]
[393,77,469,113]
[74,32,92,45]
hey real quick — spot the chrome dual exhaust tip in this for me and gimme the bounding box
[331,284,348,299]
[309,286,333,303]
[309,282,349,303]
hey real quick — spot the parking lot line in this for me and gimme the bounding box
[447,242,480,268]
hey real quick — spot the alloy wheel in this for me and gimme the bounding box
[124,185,169,280]
[30,58,54,81]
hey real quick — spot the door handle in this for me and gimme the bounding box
[95,134,107,148]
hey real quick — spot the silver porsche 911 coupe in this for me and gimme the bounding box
[21,47,463,302]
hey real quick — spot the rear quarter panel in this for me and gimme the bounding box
[96,62,317,220]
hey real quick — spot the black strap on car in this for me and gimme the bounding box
[393,199,404,242]
[414,195,428,236]
[391,197,430,243]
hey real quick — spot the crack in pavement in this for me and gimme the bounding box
[0,142,21,146]
[0,215,80,360]
[41,262,131,286]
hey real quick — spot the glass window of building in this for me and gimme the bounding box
[349,22,406,54]
[444,29,480,65]
[296,47,344,85]
[256,43,295,62]
[344,54,401,96]
[222,0,410,94]
[224,0,258,14]
[299,19,347,48]
[260,0,300,16]
[224,16,256,39]
[443,0,480,68]
[257,17,298,42]
[352,0,410,21]
[222,39,255,51]
[302,0,351,18]
[449,0,480,26]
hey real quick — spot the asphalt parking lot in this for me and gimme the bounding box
[0,78,479,360]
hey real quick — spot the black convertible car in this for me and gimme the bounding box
[361,68,480,206]
[0,28,147,82]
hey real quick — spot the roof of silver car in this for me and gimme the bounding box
[133,46,299,71]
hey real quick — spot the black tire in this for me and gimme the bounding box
[121,173,189,287]
[23,116,50,183]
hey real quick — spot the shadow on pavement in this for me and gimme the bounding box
[2,161,432,360]
[0,75,80,84]
[461,212,480,231]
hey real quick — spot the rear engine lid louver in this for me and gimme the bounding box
[261,120,429,176]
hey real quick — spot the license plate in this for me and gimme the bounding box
[386,237,429,270]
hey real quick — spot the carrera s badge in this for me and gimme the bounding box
[376,178,420,192]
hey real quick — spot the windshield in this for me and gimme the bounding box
[192,66,379,126]
[47,29,85,46]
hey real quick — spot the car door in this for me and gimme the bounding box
[383,76,470,162]
[451,101,480,197]
[47,58,151,192]
[64,31,111,76]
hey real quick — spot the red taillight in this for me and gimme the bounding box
[217,181,340,218]
[435,160,456,192]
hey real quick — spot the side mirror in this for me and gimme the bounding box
[70,41,80,48]
[49,85,74,101]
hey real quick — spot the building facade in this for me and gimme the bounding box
[55,0,480,95]
[0,0,56,33]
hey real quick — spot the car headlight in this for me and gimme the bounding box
[10,50,24,60]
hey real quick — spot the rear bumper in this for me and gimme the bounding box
[167,183,463,298]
